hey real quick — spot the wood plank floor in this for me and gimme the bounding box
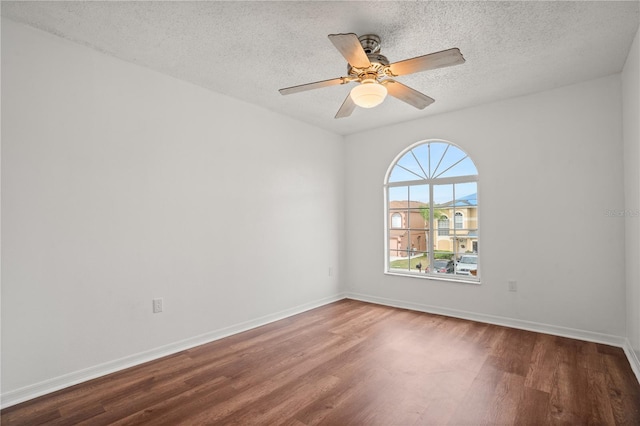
[3,299,640,425]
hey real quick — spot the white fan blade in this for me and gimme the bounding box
[389,48,465,76]
[328,33,371,68]
[335,93,356,118]
[279,77,348,95]
[383,80,435,109]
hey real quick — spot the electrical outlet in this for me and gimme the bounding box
[328,267,333,277]
[508,281,517,292]
[153,298,163,313]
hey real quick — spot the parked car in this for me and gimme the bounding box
[431,259,455,274]
[456,255,478,275]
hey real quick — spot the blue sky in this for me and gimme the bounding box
[388,142,478,205]
[388,142,477,184]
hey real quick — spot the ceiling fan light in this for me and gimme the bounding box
[350,81,387,108]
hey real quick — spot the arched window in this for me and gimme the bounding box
[385,140,479,281]
[438,215,450,236]
[391,213,402,228]
[455,212,464,229]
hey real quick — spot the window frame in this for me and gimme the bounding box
[384,140,479,284]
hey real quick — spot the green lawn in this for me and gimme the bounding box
[389,251,454,270]
[389,254,428,269]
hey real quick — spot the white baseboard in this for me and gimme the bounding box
[622,339,640,384]
[346,292,629,348]
[0,293,348,409]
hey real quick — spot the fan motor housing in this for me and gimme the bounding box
[358,34,381,54]
[348,53,390,79]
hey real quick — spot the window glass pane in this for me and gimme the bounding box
[389,248,410,271]
[451,182,478,257]
[433,184,453,250]
[396,152,427,180]
[407,210,428,230]
[411,144,430,176]
[453,234,476,254]
[388,186,408,207]
[388,233,405,258]
[408,184,429,204]
[389,250,429,273]
[433,184,454,206]
[389,165,421,183]
[406,230,423,254]
[429,257,456,275]
[439,156,478,178]
[409,230,430,253]
[455,252,479,276]
[389,186,408,201]
[410,253,428,273]
[453,182,477,207]
[428,143,449,177]
[433,144,467,178]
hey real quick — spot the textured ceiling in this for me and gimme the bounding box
[2,1,639,135]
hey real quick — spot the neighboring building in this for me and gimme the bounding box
[388,201,429,257]
[434,193,478,254]
[389,193,477,258]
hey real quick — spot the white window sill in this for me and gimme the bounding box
[385,270,481,285]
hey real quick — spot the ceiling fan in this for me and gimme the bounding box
[279,33,465,119]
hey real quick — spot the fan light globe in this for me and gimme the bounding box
[350,81,387,108]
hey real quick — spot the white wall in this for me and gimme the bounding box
[345,74,626,338]
[1,18,344,400]
[624,28,640,361]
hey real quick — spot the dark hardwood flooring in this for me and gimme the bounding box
[2,299,640,425]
